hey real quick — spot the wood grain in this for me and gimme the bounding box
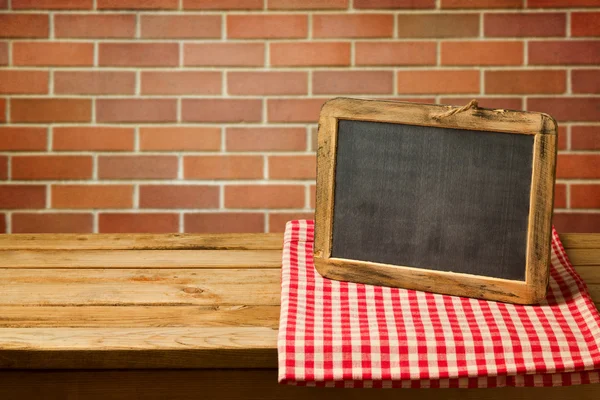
[561,234,600,249]
[0,233,284,250]
[0,370,598,400]
[320,97,552,135]
[0,249,282,269]
[0,269,280,306]
[567,249,600,266]
[0,305,281,328]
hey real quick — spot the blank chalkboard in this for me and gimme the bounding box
[313,98,557,304]
[331,120,533,281]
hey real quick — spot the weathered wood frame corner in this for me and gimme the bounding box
[313,97,558,304]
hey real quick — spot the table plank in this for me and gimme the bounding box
[0,327,278,369]
[560,234,600,250]
[0,269,280,306]
[0,249,282,269]
[0,233,284,250]
[566,249,600,266]
[0,305,280,328]
[1,370,598,400]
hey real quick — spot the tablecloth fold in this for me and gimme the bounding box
[278,220,600,388]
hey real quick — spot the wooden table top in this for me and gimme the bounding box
[0,232,598,370]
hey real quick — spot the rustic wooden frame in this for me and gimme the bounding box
[314,98,558,304]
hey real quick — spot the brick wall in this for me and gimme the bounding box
[0,0,598,234]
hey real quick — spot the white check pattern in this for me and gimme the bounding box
[278,220,600,388]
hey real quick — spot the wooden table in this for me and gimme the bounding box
[0,233,598,399]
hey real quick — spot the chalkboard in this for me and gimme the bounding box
[314,98,557,304]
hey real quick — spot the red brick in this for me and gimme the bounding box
[355,0,433,8]
[572,12,600,37]
[310,184,316,208]
[12,0,92,9]
[0,156,8,180]
[313,71,393,94]
[13,42,93,66]
[184,156,263,180]
[0,185,46,209]
[269,212,314,232]
[96,99,177,123]
[554,184,566,209]
[572,126,600,150]
[0,127,47,151]
[485,70,566,94]
[529,41,600,65]
[183,0,263,9]
[228,15,307,39]
[13,213,93,233]
[140,185,219,209]
[54,71,135,95]
[571,185,600,209]
[53,127,134,151]
[99,213,179,233]
[12,156,92,180]
[11,99,91,123]
[55,14,135,38]
[557,126,567,150]
[0,14,48,38]
[397,70,479,94]
[0,214,5,233]
[269,0,348,9]
[440,97,524,111]
[355,42,436,66]
[397,14,479,38]
[528,98,600,122]
[141,71,221,95]
[98,156,178,180]
[529,0,599,8]
[182,99,262,123]
[0,70,48,94]
[99,43,179,67]
[552,213,600,233]
[185,213,264,233]
[226,127,306,151]
[442,41,523,66]
[0,99,5,123]
[0,42,7,65]
[228,72,308,95]
[52,185,133,209]
[484,13,565,37]
[270,42,350,66]
[98,0,178,9]
[140,127,221,151]
[442,0,522,7]
[185,43,264,67]
[141,15,221,39]
[0,0,5,8]
[556,154,600,179]
[225,185,305,209]
[269,155,316,179]
[313,14,393,38]
[268,99,325,123]
[572,70,600,94]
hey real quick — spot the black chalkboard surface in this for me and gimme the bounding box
[332,120,533,281]
[314,98,557,304]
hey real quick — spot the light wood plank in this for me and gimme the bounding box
[0,305,280,328]
[574,266,600,284]
[0,370,599,399]
[587,285,600,303]
[561,234,600,250]
[0,327,277,369]
[0,269,280,306]
[0,249,282,269]
[0,233,284,251]
[566,249,600,267]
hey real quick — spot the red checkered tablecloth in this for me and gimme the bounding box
[278,220,600,388]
